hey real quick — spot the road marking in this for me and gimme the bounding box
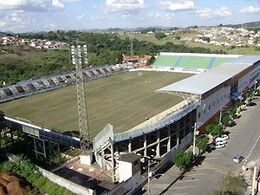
[178,179,200,183]
[244,134,260,163]
[173,185,195,190]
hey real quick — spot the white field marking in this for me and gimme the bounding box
[178,179,200,183]
[173,186,195,190]
[244,134,260,162]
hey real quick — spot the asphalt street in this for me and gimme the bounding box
[149,97,260,195]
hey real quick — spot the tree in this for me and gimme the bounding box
[146,56,155,65]
[155,32,166,40]
[246,89,254,101]
[221,113,233,127]
[206,123,223,137]
[175,35,181,40]
[213,173,247,195]
[173,151,193,170]
[227,108,236,119]
[0,111,4,126]
[196,136,209,152]
[235,100,244,113]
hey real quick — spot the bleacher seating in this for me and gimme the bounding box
[153,53,237,71]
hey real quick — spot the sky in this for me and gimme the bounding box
[0,0,259,32]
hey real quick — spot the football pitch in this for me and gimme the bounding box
[0,71,192,139]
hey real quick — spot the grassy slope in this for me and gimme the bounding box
[123,33,260,55]
[0,71,191,138]
[0,46,71,85]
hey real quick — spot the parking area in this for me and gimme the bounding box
[147,97,260,195]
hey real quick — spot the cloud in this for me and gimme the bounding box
[159,0,195,12]
[0,0,65,11]
[0,20,6,28]
[196,6,232,18]
[147,12,175,20]
[63,0,81,2]
[52,0,64,9]
[104,0,144,12]
[0,11,27,30]
[240,6,260,13]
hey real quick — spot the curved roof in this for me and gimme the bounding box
[157,56,260,95]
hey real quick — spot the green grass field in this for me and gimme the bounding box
[0,71,191,138]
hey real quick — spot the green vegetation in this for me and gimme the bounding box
[0,46,71,85]
[206,123,223,137]
[0,155,73,195]
[212,173,247,195]
[195,136,209,152]
[0,30,229,85]
[123,32,260,55]
[173,151,193,170]
[155,32,167,40]
[221,113,234,127]
[0,71,192,137]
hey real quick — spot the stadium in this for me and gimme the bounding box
[0,52,259,191]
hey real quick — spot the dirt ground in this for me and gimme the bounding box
[0,172,33,195]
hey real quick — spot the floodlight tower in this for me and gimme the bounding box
[70,45,90,155]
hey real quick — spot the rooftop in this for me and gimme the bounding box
[157,56,259,95]
[119,154,141,163]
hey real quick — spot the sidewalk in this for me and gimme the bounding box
[143,163,183,195]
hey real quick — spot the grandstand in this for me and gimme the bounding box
[153,52,241,71]
[1,52,259,188]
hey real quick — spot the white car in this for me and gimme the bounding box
[233,155,243,163]
[220,134,229,140]
[215,140,227,145]
[215,143,225,149]
[215,135,229,142]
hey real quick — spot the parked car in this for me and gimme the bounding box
[208,143,216,150]
[246,101,256,107]
[220,134,229,140]
[215,143,225,149]
[215,139,227,145]
[215,134,229,142]
[233,155,243,163]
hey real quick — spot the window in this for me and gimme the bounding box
[198,112,201,118]
[208,105,211,110]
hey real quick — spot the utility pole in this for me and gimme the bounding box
[219,109,222,125]
[70,45,90,154]
[193,122,197,157]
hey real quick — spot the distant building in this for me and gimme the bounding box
[122,54,152,68]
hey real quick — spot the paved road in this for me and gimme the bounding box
[150,97,260,195]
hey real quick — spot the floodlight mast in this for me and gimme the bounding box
[70,44,90,153]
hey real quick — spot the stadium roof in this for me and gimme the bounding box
[157,57,259,95]
[228,55,260,64]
